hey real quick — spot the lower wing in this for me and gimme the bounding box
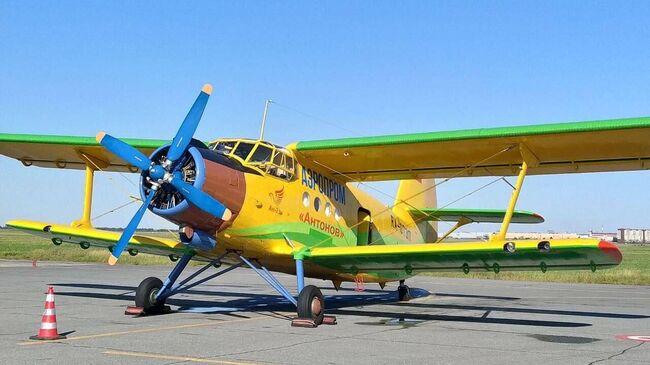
[6,220,191,259]
[304,239,622,276]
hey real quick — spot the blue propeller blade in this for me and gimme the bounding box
[169,176,232,220]
[96,132,152,171]
[108,188,157,265]
[166,84,213,163]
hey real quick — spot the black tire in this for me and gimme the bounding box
[297,285,324,324]
[135,277,164,312]
[398,285,411,301]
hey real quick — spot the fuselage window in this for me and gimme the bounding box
[314,197,321,212]
[324,203,332,217]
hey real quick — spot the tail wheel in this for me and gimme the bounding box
[135,277,165,312]
[297,285,325,325]
[398,284,411,301]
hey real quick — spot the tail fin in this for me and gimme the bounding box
[394,179,436,210]
[394,179,438,242]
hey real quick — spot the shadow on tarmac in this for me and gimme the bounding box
[46,282,649,328]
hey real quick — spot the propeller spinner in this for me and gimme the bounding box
[97,84,232,265]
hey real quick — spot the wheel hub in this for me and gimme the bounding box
[310,297,322,315]
[149,288,159,306]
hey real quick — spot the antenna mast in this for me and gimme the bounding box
[259,99,273,140]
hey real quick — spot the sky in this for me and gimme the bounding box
[1,1,649,233]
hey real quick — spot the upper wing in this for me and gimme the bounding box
[409,208,544,224]
[0,133,168,172]
[304,239,622,277]
[290,116,650,181]
[6,219,191,259]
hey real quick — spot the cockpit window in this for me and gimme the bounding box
[249,145,273,164]
[208,138,296,181]
[232,142,255,160]
[213,141,236,155]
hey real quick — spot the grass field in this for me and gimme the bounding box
[0,230,174,266]
[1,229,649,285]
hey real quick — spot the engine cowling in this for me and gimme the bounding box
[140,145,246,233]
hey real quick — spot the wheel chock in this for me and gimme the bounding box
[291,318,318,328]
[125,305,171,316]
[124,306,145,315]
[321,315,337,325]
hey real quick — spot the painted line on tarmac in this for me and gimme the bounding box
[103,350,265,365]
[18,316,268,346]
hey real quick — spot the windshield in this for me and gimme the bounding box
[213,141,236,155]
[232,142,255,160]
[249,145,273,164]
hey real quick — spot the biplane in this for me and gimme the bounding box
[1,84,645,326]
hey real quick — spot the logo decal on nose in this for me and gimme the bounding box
[270,187,285,205]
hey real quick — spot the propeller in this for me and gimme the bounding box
[97,84,232,265]
[108,187,157,265]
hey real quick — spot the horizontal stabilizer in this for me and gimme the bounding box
[408,208,544,224]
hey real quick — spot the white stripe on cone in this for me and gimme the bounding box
[43,309,56,316]
[46,294,54,302]
[40,322,57,330]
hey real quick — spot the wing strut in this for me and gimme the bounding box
[70,153,102,228]
[492,144,537,241]
[436,216,473,243]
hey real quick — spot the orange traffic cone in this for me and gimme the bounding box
[30,286,66,340]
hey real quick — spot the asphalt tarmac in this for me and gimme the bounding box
[1,259,649,365]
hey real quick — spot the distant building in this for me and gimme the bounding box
[617,228,650,244]
[588,231,618,242]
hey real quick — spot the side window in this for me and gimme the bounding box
[267,150,295,181]
[285,157,295,174]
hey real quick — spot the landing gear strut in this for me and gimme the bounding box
[398,279,411,301]
[127,250,336,326]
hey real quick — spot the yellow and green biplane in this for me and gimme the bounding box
[1,84,645,327]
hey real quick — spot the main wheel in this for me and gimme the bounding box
[135,277,165,313]
[398,285,411,301]
[297,285,325,325]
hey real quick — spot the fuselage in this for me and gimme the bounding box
[145,138,438,283]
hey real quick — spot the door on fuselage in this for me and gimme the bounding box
[356,208,371,246]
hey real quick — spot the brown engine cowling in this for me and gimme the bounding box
[141,144,246,234]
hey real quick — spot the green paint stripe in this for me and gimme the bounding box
[295,116,650,150]
[0,133,170,148]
